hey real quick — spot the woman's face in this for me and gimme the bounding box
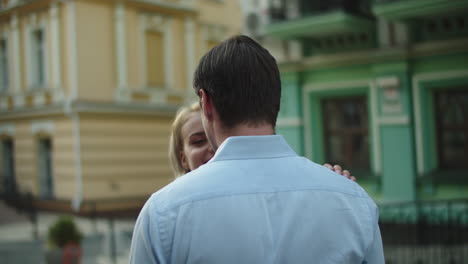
[180,111,214,172]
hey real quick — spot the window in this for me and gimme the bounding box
[434,89,468,169]
[38,138,54,199]
[1,138,16,195]
[0,38,8,92]
[322,96,370,171]
[145,31,165,87]
[31,29,45,87]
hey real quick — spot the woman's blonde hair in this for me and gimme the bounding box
[169,102,201,177]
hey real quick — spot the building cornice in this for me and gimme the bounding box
[0,0,52,17]
[0,100,179,120]
[71,100,179,117]
[128,0,197,15]
[279,37,468,71]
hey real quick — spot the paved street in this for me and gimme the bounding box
[0,201,135,264]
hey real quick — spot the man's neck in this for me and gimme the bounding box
[214,123,275,147]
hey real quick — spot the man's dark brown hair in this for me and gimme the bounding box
[193,35,281,128]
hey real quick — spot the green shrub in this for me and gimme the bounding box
[47,216,83,248]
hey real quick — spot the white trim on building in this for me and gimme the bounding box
[115,1,128,90]
[184,17,196,102]
[139,13,173,90]
[0,124,15,136]
[412,69,468,176]
[0,29,9,94]
[50,2,62,90]
[31,120,55,134]
[303,79,382,175]
[24,13,49,90]
[11,14,21,95]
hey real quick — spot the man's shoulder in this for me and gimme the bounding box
[147,162,228,212]
[149,156,372,213]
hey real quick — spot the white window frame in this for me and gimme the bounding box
[25,15,48,90]
[139,13,173,91]
[0,32,9,93]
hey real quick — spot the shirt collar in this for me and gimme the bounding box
[208,135,297,162]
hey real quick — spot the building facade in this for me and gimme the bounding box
[262,0,468,202]
[0,0,241,215]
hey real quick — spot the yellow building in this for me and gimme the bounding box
[0,0,241,216]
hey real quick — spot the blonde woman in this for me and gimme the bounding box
[168,103,355,180]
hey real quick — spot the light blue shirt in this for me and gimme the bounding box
[129,135,384,264]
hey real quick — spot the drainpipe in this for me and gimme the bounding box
[64,0,83,212]
[66,99,83,212]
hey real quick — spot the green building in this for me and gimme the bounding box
[264,0,468,203]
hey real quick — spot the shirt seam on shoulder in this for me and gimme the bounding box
[209,154,297,162]
[156,187,368,213]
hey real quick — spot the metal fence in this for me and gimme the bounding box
[379,199,468,264]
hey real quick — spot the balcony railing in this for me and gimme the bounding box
[379,199,468,264]
[270,0,373,23]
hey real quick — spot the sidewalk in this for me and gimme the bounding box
[0,201,135,264]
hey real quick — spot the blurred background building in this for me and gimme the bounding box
[0,0,241,263]
[0,0,467,263]
[242,0,468,262]
[242,0,468,203]
[0,0,240,215]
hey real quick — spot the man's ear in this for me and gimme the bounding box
[199,89,213,121]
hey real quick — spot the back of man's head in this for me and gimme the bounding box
[194,35,281,128]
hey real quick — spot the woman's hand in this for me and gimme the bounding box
[323,163,356,182]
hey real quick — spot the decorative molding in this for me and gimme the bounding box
[164,17,174,91]
[115,1,128,89]
[276,118,303,127]
[376,76,400,87]
[131,0,195,12]
[184,17,196,102]
[302,87,313,159]
[24,13,49,90]
[31,120,54,134]
[304,80,370,92]
[412,69,468,176]
[297,38,468,70]
[0,97,8,110]
[149,89,166,104]
[377,116,410,125]
[71,113,83,211]
[412,38,468,56]
[377,18,390,47]
[376,76,403,114]
[50,2,62,89]
[394,21,409,45]
[115,88,131,102]
[72,100,178,116]
[0,100,179,120]
[139,13,173,90]
[0,28,9,94]
[67,1,78,99]
[52,88,65,103]
[14,95,24,108]
[34,93,46,106]
[11,14,21,94]
[369,81,382,175]
[0,124,15,136]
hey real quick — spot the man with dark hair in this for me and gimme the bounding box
[193,35,281,130]
[129,35,384,263]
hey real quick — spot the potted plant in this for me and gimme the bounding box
[46,215,83,264]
